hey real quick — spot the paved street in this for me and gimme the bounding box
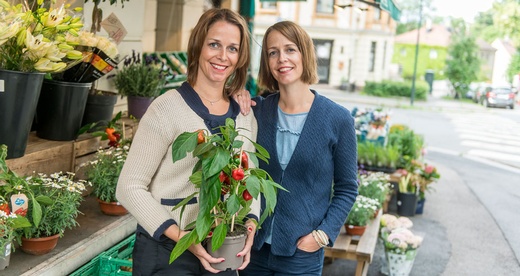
[315,82,520,275]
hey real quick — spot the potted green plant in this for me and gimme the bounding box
[358,172,393,212]
[169,118,286,270]
[0,195,31,270]
[344,195,379,236]
[18,171,88,255]
[83,112,131,215]
[113,51,165,119]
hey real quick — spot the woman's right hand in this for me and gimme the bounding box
[187,242,226,273]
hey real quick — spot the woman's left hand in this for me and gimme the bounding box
[237,219,257,270]
[296,233,322,253]
[232,89,256,116]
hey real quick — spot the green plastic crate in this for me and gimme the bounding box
[69,255,100,276]
[98,234,135,275]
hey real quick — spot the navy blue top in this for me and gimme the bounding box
[252,90,358,256]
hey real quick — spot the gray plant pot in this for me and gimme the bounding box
[206,232,246,271]
[0,242,11,270]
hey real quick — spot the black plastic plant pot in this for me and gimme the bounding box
[81,92,118,131]
[397,192,418,217]
[0,69,45,159]
[35,80,91,141]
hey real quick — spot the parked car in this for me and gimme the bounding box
[479,85,516,109]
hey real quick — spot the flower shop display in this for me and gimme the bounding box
[358,142,400,173]
[0,196,31,270]
[344,195,379,236]
[387,125,425,169]
[113,51,166,119]
[169,118,287,270]
[395,169,418,217]
[357,172,393,213]
[82,112,130,215]
[0,0,86,158]
[380,214,423,276]
[352,107,391,145]
[20,171,88,255]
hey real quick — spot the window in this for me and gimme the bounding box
[382,41,387,70]
[373,8,381,21]
[316,0,334,14]
[369,41,376,72]
[261,2,277,10]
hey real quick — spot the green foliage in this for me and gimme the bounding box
[363,80,428,100]
[345,195,379,226]
[22,172,88,238]
[85,145,129,202]
[113,52,165,98]
[507,51,520,83]
[387,125,424,169]
[445,20,481,99]
[169,118,287,263]
[491,0,520,47]
[392,43,448,80]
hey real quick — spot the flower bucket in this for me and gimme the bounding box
[127,95,154,119]
[206,232,246,271]
[386,249,417,276]
[0,242,12,270]
[35,80,91,141]
[397,192,417,217]
[415,198,426,214]
[81,92,118,131]
[0,70,45,159]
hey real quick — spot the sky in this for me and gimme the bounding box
[432,0,495,23]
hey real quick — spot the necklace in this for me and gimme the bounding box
[199,94,223,105]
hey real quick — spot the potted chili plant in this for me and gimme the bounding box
[169,118,286,270]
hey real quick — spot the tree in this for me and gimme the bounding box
[507,51,520,83]
[395,0,437,34]
[445,19,481,99]
[492,0,520,47]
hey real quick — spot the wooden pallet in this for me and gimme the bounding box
[5,118,138,178]
[325,210,382,276]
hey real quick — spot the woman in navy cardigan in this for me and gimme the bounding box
[239,21,358,275]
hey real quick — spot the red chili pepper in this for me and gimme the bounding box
[106,128,118,142]
[243,190,253,201]
[241,152,249,170]
[219,171,230,184]
[231,168,245,181]
[0,203,10,215]
[197,130,204,144]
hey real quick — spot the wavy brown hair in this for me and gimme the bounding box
[186,8,251,96]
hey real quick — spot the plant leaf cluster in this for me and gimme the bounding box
[169,118,287,263]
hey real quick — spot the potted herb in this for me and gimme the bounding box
[113,51,165,119]
[19,171,89,255]
[169,118,286,270]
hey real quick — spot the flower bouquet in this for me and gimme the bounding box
[0,0,85,73]
[358,172,393,210]
[380,214,423,276]
[169,118,287,270]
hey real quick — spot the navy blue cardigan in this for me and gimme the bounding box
[252,91,358,256]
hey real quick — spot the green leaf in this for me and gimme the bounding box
[226,194,240,215]
[202,148,230,177]
[253,152,269,164]
[245,175,260,199]
[188,171,202,186]
[252,141,270,160]
[170,230,199,263]
[77,123,97,135]
[172,192,198,211]
[12,215,31,229]
[211,223,228,251]
[172,132,199,163]
[31,197,43,228]
[36,195,53,205]
[248,152,259,168]
[193,142,214,157]
[262,181,277,213]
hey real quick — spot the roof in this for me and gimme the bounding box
[394,24,452,47]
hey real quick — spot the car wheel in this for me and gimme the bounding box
[510,104,515,109]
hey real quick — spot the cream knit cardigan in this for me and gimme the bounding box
[116,90,259,239]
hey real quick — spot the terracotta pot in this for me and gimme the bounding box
[97,199,128,216]
[206,231,246,271]
[20,234,60,255]
[344,224,367,236]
